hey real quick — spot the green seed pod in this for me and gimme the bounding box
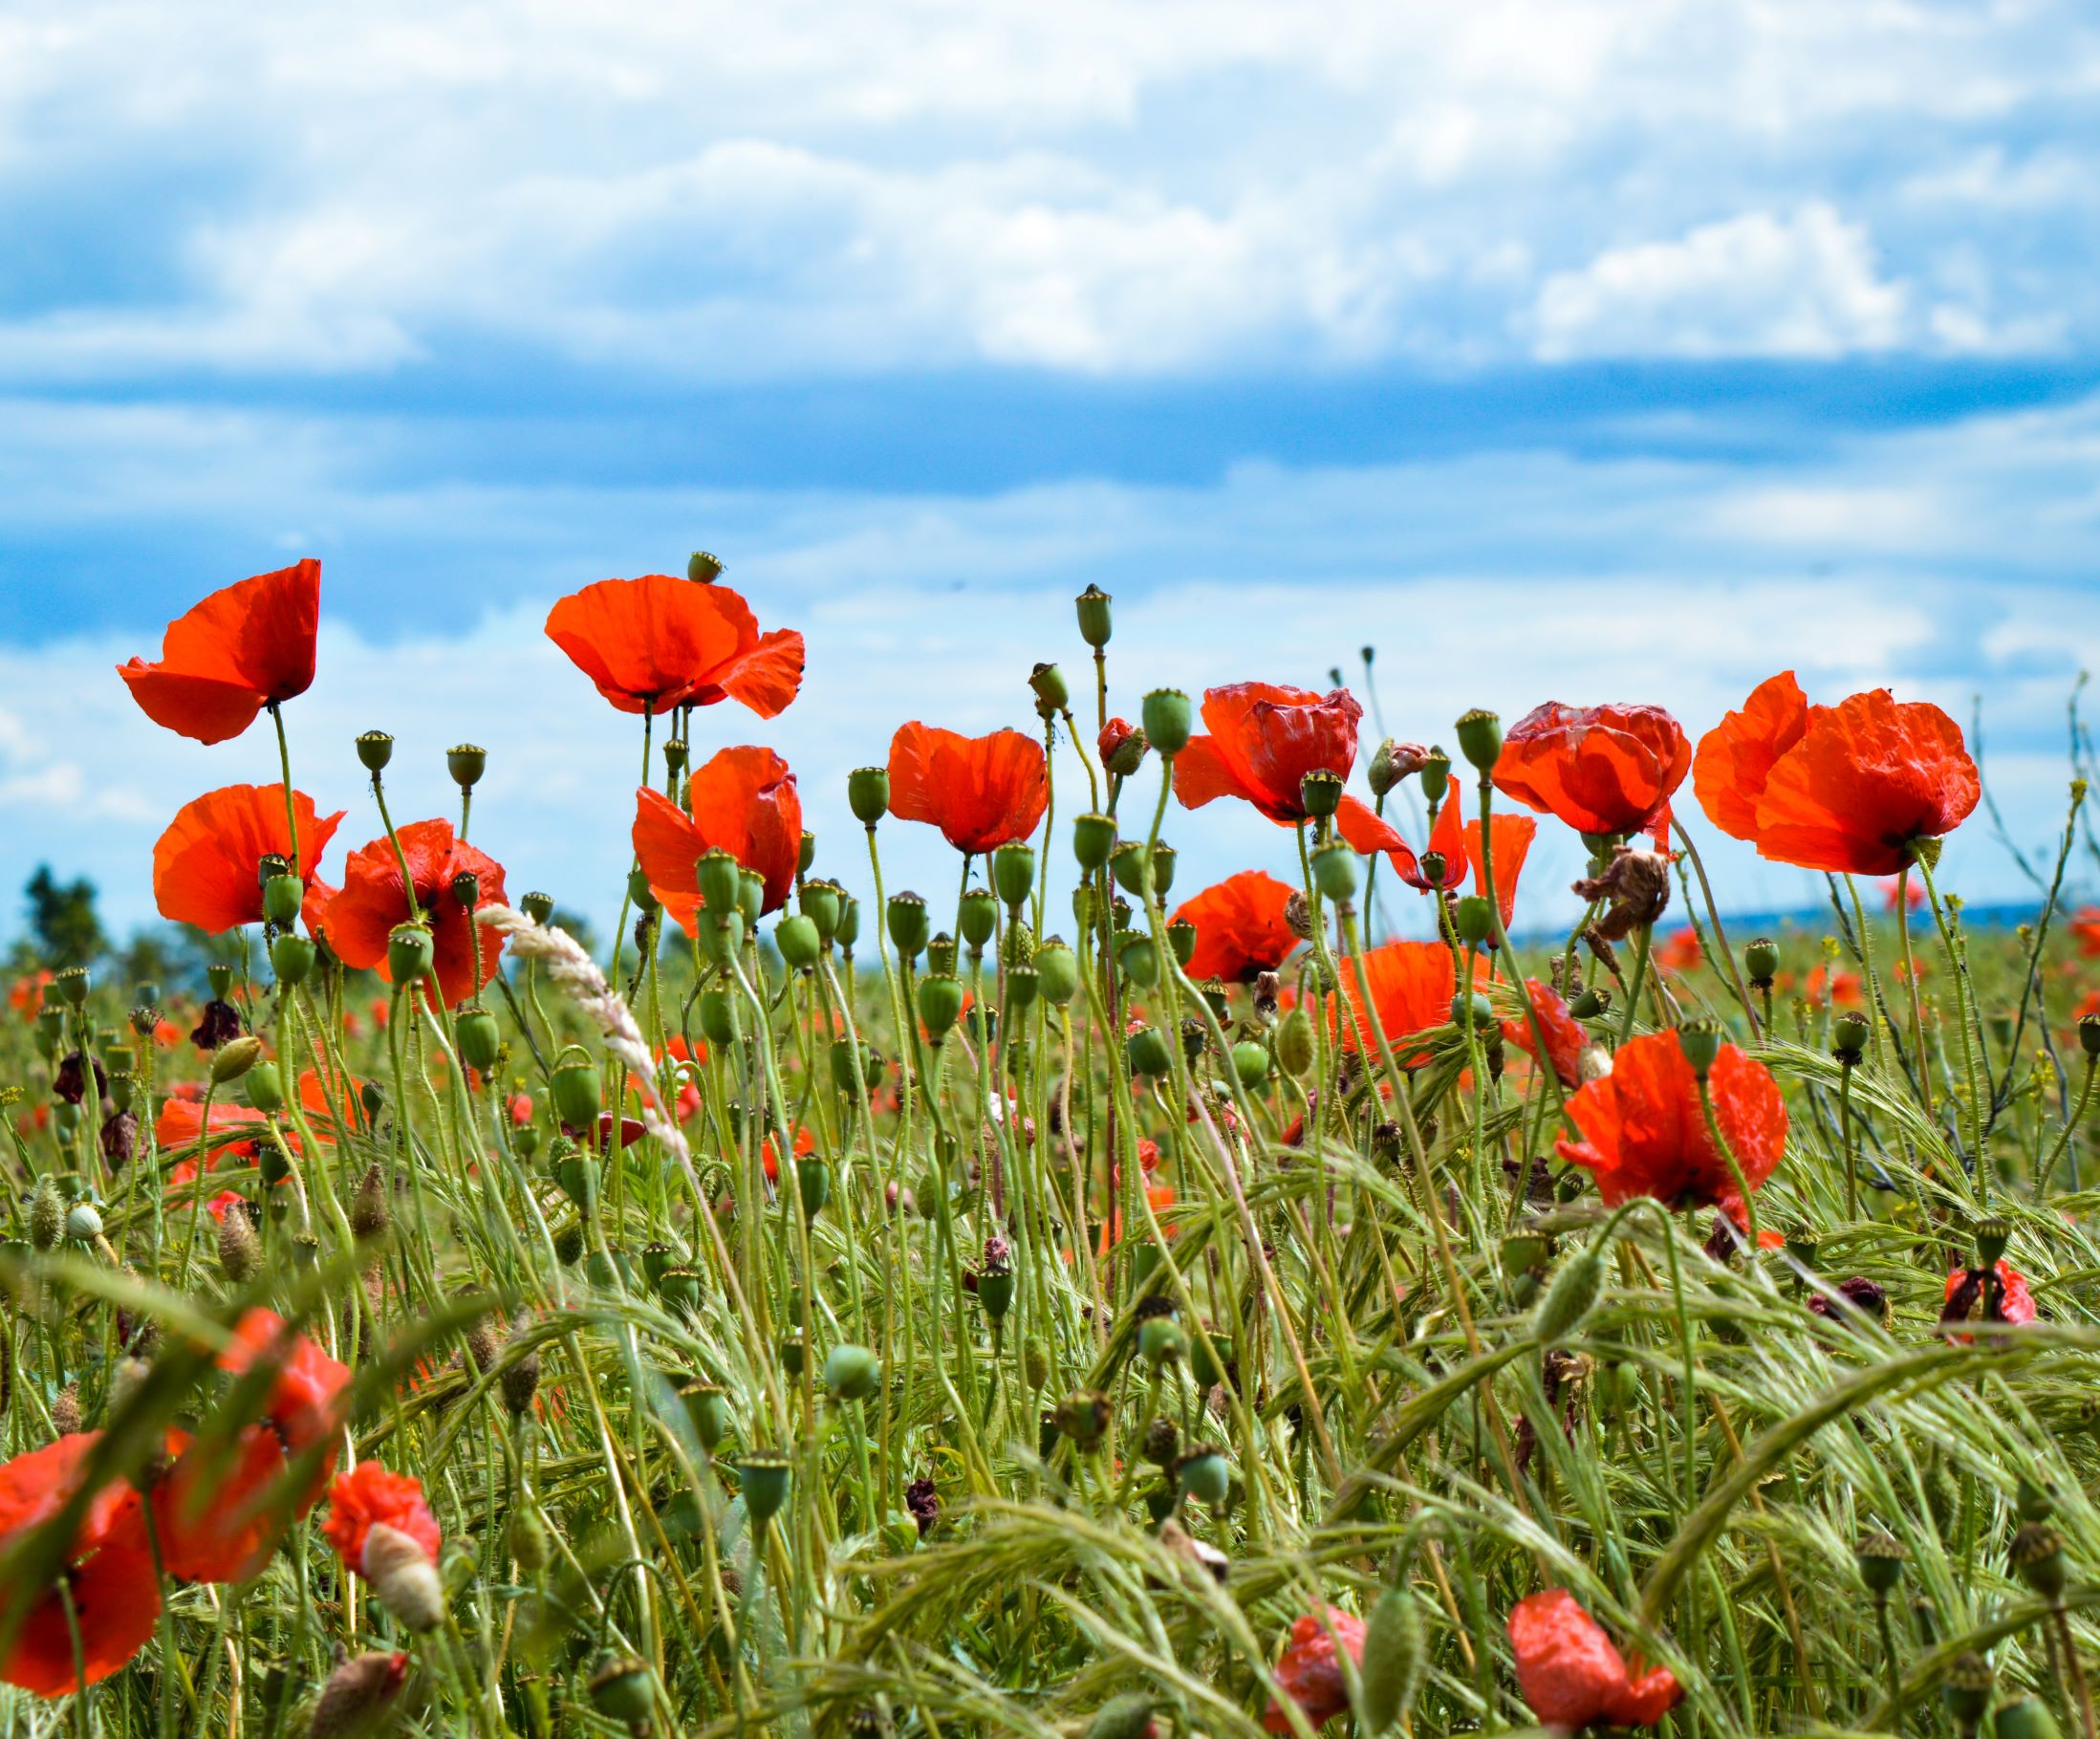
[456,1006,501,1074]
[1678,1018,1723,1081]
[798,879,842,944]
[1155,846,1180,901]
[959,888,998,950]
[1943,1653,1995,1727]
[1856,1531,1907,1598]
[1175,1446,1229,1507]
[775,914,821,970]
[1743,936,1779,988]
[848,766,890,825]
[736,1448,792,1529]
[1109,841,1149,897]
[736,870,764,930]
[626,868,660,915]
[887,893,930,962]
[1125,1024,1173,1077]
[797,1156,832,1219]
[1534,1246,1605,1345]
[1310,842,1359,903]
[1072,813,1117,872]
[1189,1330,1232,1391]
[688,550,724,583]
[2010,1522,2066,1599]
[550,1047,602,1130]
[823,1343,881,1402]
[1166,919,1198,969]
[1996,1696,2064,1739]
[1450,990,1495,1030]
[1023,1336,1052,1390]
[977,1269,1015,1320]
[210,1034,265,1084]
[1029,661,1071,713]
[552,1219,585,1266]
[520,890,554,925]
[798,830,816,874]
[2080,1014,2100,1059]
[1055,1389,1111,1448]
[682,1381,731,1454]
[1231,1040,1270,1089]
[1453,895,1496,949]
[657,1265,702,1313]
[386,924,434,985]
[1034,939,1080,1006]
[696,848,744,915]
[244,1061,284,1114]
[1832,1009,1871,1066]
[1074,583,1114,648]
[356,729,395,772]
[699,908,745,965]
[918,974,965,1041]
[1118,932,1159,989]
[1141,689,1193,757]
[508,1505,551,1573]
[262,873,305,928]
[1299,770,1342,819]
[1137,1315,1185,1367]
[992,842,1036,910]
[1086,1695,1154,1739]
[447,742,487,789]
[1975,1216,2011,1269]
[926,931,957,976]
[699,989,735,1049]
[587,1656,657,1727]
[1276,1007,1315,1078]
[1454,708,1502,773]
[1359,1582,1426,1734]
[1005,967,1040,1013]
[1569,987,1609,1020]
[268,931,314,988]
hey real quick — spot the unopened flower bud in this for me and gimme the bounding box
[352,1165,390,1243]
[362,1524,444,1632]
[211,1034,265,1083]
[28,1179,62,1250]
[306,1649,409,1739]
[218,1202,262,1282]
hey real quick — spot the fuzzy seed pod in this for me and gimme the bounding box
[27,1179,62,1251]
[1275,1007,1315,1078]
[1533,1247,1605,1345]
[509,1506,552,1574]
[1085,1693,1158,1739]
[362,1524,444,1633]
[306,1650,409,1739]
[1139,1415,1180,1467]
[500,1329,542,1418]
[1022,1336,1051,1392]
[464,1316,500,1377]
[1856,1531,1907,1597]
[2011,1522,2067,1600]
[351,1165,389,1243]
[52,1384,81,1436]
[1358,1582,1426,1734]
[1943,1652,1995,1726]
[218,1204,263,1283]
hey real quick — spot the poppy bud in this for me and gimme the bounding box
[1141,689,1193,757]
[356,730,394,773]
[1743,937,1779,989]
[1310,843,1359,904]
[736,1447,792,1529]
[798,1155,831,1218]
[1086,1694,1158,1739]
[798,879,842,943]
[262,932,314,989]
[958,889,998,951]
[1997,1698,2063,1739]
[918,974,964,1041]
[1974,1216,2010,1268]
[218,1201,262,1281]
[662,738,689,782]
[775,914,821,970]
[2011,1522,2066,1599]
[1275,1006,1315,1077]
[382,924,430,986]
[848,766,890,825]
[1034,939,1080,1006]
[1020,1336,1052,1391]
[624,869,658,916]
[457,1006,501,1073]
[1126,1024,1172,1077]
[798,831,816,874]
[698,989,734,1048]
[64,1200,102,1243]
[1360,1582,1426,1735]
[363,1523,444,1633]
[2081,1013,2100,1059]
[588,1655,658,1727]
[1856,1531,1907,1597]
[1029,662,1071,712]
[1943,1653,1994,1727]
[688,550,724,583]
[1453,894,1495,949]
[824,1343,881,1402]
[1678,1018,1723,1082]
[246,1060,284,1113]
[521,890,554,924]
[736,869,764,929]
[1150,841,1177,895]
[1299,770,1342,819]
[551,1047,602,1129]
[1075,583,1114,648]
[1832,1010,1871,1066]
[353,1163,390,1242]
[887,893,929,962]
[211,1034,264,1083]
[1454,709,1502,774]
[1534,1246,1604,1344]
[307,1651,410,1739]
[1175,1445,1229,1506]
[836,894,860,950]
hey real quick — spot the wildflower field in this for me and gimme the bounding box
[5,556,2100,1739]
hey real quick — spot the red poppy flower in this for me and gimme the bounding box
[321,820,507,1008]
[632,747,802,929]
[118,559,321,745]
[142,1424,308,1583]
[761,1124,816,1184]
[321,1464,441,1572]
[1465,813,1537,926]
[152,784,344,934]
[1173,684,1401,855]
[1172,871,1298,982]
[545,574,804,718]
[887,724,1049,855]
[1263,1608,1366,1732]
[1556,1030,1787,1219]
[0,1433,161,1695]
[1654,927,1703,972]
[1329,940,1474,1060]
[1098,716,1146,775]
[11,972,51,1022]
[1509,1589,1681,1731]
[219,1310,353,1459]
[2073,908,2100,958]
[1492,703,1690,844]
[1941,1260,2037,1341]
[1388,797,1465,895]
[1693,674,1980,875]
[1504,979,1588,1090]
[1804,965,1862,1008]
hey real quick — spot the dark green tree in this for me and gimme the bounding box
[25,866,106,967]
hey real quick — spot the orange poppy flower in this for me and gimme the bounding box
[887,724,1048,854]
[1693,673,1980,875]
[141,1424,309,1584]
[761,1123,816,1184]
[632,747,802,929]
[1503,979,1588,1089]
[118,559,320,745]
[2073,907,2100,957]
[1463,813,1536,926]
[1556,1030,1787,1219]
[1263,1608,1366,1732]
[10,972,51,1022]
[1941,1260,2037,1340]
[0,1433,161,1695]
[1509,1589,1681,1731]
[322,820,507,1008]
[1172,684,1401,855]
[1387,797,1465,895]
[321,1464,441,1572]
[545,574,803,718]
[1172,870,1298,982]
[219,1310,354,1461]
[1329,940,1473,1060]
[1654,926,1703,972]
[152,784,344,934]
[1491,702,1690,843]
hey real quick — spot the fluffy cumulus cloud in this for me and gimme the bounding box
[1,0,2096,377]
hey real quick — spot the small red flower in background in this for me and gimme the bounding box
[1941,1260,2037,1341]
[545,574,804,718]
[1173,684,1400,856]
[10,972,51,1022]
[153,784,344,934]
[1504,980,1588,1090]
[1556,1030,1787,1221]
[1330,940,1475,1062]
[2076,989,2100,1021]
[762,1124,816,1183]
[1262,1607,1366,1731]
[1172,871,1298,983]
[1693,672,1979,875]
[887,723,1049,854]
[1885,876,1927,911]
[322,1464,441,1572]
[322,820,507,1008]
[633,747,802,927]
[1804,965,1862,1008]
[1654,926,1703,972]
[0,1433,162,1695]
[1509,1589,1681,1731]
[219,1310,353,1461]
[2073,908,2100,958]
[1098,716,1146,775]
[118,559,321,745]
[1492,703,1690,845]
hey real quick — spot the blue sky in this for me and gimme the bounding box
[3,0,2099,942]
